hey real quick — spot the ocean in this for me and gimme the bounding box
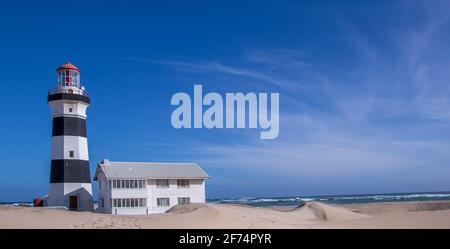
[3,191,450,208]
[207,191,450,208]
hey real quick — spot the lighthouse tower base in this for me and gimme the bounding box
[47,183,93,211]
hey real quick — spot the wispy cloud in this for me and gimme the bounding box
[245,48,311,69]
[123,56,294,89]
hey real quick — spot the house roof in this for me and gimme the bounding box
[93,159,210,180]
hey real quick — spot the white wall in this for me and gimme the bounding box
[48,183,93,211]
[98,176,206,215]
[147,179,205,214]
[110,187,148,215]
[49,99,88,118]
[96,171,112,213]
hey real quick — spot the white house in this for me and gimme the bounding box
[93,159,209,215]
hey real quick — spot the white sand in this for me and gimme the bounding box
[1,201,449,229]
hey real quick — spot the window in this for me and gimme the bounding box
[178,197,190,205]
[112,198,147,208]
[68,107,73,113]
[99,180,101,189]
[110,180,140,189]
[101,198,104,208]
[157,198,170,206]
[156,179,169,188]
[177,179,190,188]
[69,151,74,158]
[111,179,146,189]
[140,198,146,207]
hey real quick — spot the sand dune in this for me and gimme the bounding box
[317,200,450,229]
[1,201,450,229]
[319,210,450,229]
[341,200,450,215]
[290,202,369,221]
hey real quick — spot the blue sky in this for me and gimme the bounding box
[1,0,450,201]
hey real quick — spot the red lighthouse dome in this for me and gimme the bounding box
[57,62,80,72]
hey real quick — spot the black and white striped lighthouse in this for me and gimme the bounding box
[47,63,93,211]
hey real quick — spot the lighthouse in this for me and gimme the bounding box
[47,63,93,211]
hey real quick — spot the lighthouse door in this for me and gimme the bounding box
[69,196,78,210]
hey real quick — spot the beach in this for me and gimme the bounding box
[1,200,450,229]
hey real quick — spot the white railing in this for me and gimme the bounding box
[48,86,89,97]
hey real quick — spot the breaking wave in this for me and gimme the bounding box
[207,192,450,207]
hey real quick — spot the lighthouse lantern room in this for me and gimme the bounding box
[46,62,93,211]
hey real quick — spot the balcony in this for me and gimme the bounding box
[48,86,89,97]
[48,86,90,104]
